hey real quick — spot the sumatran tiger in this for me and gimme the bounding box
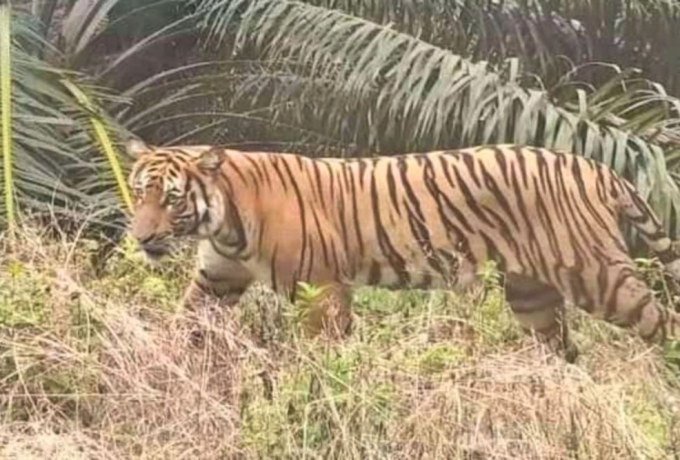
[126,139,680,361]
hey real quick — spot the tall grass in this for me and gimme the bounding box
[1,222,680,458]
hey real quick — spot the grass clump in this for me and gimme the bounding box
[2,225,680,459]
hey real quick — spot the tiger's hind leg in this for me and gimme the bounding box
[582,262,680,345]
[295,281,354,340]
[505,274,579,363]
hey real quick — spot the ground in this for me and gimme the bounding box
[2,227,680,459]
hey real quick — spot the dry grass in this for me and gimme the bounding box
[2,226,680,459]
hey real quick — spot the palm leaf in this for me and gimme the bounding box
[61,78,133,213]
[1,10,131,231]
[286,0,680,96]
[195,0,680,239]
[0,2,14,235]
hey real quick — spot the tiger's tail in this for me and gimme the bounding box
[615,178,680,279]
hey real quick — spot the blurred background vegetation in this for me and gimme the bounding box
[2,0,680,243]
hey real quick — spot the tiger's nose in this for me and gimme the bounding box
[130,197,166,241]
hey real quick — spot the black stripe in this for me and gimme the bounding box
[480,231,506,271]
[306,240,315,282]
[461,153,482,187]
[596,257,609,307]
[261,160,274,189]
[312,160,326,207]
[311,207,330,268]
[478,161,520,231]
[516,176,550,284]
[295,154,304,171]
[400,158,444,274]
[270,245,279,291]
[270,157,289,192]
[493,147,510,186]
[281,159,309,281]
[257,218,266,260]
[571,158,622,246]
[594,164,608,204]
[438,154,456,188]
[513,147,529,188]
[224,156,248,186]
[422,160,474,264]
[370,171,409,285]
[330,240,342,280]
[368,260,382,285]
[534,159,561,259]
[550,154,588,265]
[386,163,401,217]
[346,164,365,257]
[323,161,336,203]
[358,160,368,191]
[452,166,495,227]
[337,171,350,257]
[243,154,265,182]
[553,156,595,259]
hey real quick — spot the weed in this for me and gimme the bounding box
[2,227,680,459]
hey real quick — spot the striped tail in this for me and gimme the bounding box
[616,178,680,279]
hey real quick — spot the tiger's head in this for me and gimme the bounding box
[126,139,226,261]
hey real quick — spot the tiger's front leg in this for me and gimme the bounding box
[181,270,252,312]
[181,242,255,312]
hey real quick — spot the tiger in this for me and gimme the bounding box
[126,138,680,361]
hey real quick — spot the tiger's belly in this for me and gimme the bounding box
[198,238,481,294]
[353,247,479,292]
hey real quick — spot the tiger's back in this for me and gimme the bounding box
[127,141,680,360]
[276,146,628,295]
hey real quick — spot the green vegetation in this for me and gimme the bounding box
[2,229,680,459]
[4,1,680,458]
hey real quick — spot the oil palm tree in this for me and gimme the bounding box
[0,0,195,232]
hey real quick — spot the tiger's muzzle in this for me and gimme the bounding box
[139,240,173,261]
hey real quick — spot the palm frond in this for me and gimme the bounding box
[1,10,131,231]
[0,2,15,235]
[312,0,680,94]
[61,77,133,213]
[194,0,680,238]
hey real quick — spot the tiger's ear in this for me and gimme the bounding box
[196,147,224,172]
[125,138,150,159]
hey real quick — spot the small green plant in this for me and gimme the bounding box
[84,237,188,312]
[663,340,680,375]
[624,386,673,453]
[478,259,503,287]
[293,281,338,335]
[418,343,465,374]
[0,260,50,327]
[295,281,331,312]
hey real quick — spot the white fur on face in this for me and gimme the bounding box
[195,185,225,238]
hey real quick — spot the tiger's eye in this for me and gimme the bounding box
[165,193,181,206]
